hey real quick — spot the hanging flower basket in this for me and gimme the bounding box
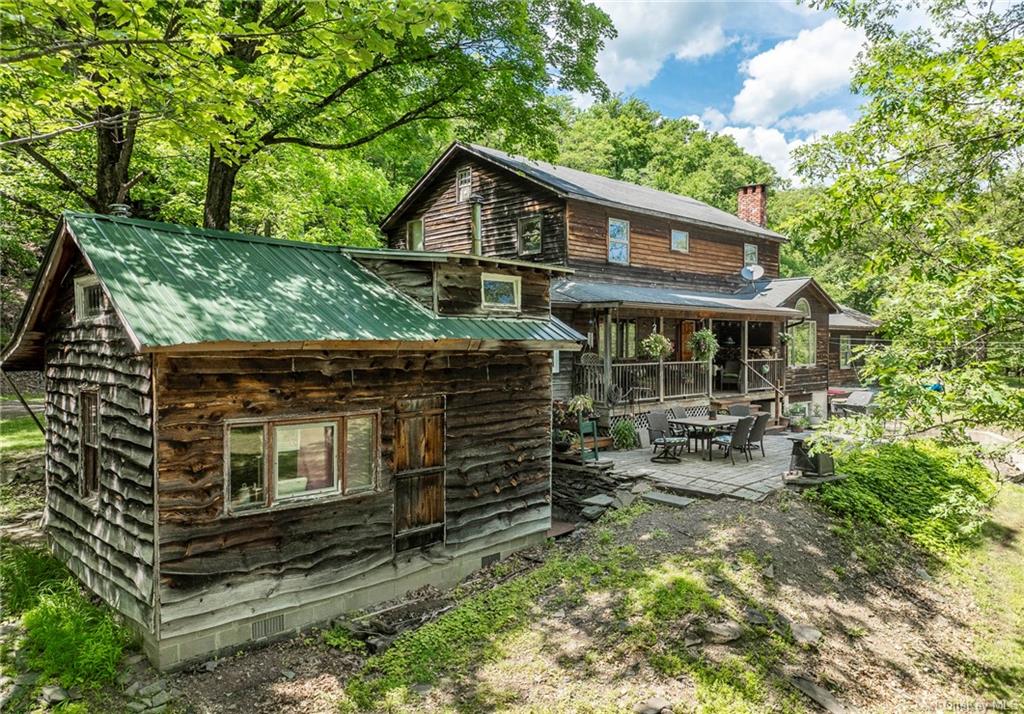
[640,333,673,360]
[688,328,719,363]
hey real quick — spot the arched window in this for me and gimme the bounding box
[788,298,816,367]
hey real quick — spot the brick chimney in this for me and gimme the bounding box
[737,184,767,227]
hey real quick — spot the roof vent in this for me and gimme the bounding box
[108,203,132,218]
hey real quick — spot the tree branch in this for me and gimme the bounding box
[13,145,99,211]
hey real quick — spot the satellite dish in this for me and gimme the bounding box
[741,264,765,282]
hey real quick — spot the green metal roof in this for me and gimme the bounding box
[62,212,582,349]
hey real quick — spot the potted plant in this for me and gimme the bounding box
[791,415,810,433]
[611,419,640,450]
[552,429,574,452]
[566,394,595,419]
[688,328,719,363]
[640,333,673,361]
[808,403,824,426]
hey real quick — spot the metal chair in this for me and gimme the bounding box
[647,411,688,463]
[711,416,755,464]
[745,413,771,458]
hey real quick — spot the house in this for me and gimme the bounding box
[829,304,880,387]
[381,141,842,423]
[0,211,582,670]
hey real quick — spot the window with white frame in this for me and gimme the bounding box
[226,413,378,514]
[608,218,630,265]
[744,243,758,266]
[518,215,542,255]
[74,275,104,322]
[787,298,816,367]
[552,350,560,374]
[480,273,521,311]
[670,229,689,253]
[839,334,853,369]
[406,219,424,250]
[456,167,472,203]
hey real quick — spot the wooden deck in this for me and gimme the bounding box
[602,434,792,501]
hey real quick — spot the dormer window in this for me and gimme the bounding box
[456,168,473,203]
[481,273,521,311]
[74,275,103,322]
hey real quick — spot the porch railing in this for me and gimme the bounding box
[664,360,710,398]
[745,358,784,393]
[576,360,710,404]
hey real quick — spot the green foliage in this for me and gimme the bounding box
[807,441,996,557]
[611,419,640,450]
[555,96,781,212]
[688,328,719,363]
[0,542,67,614]
[639,332,673,360]
[627,561,719,625]
[21,579,132,688]
[323,626,368,655]
[566,394,595,417]
[0,415,45,457]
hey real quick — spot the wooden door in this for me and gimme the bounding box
[393,396,445,551]
[679,320,696,361]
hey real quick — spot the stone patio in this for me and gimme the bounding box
[604,434,793,502]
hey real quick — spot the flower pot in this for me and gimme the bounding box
[553,441,571,453]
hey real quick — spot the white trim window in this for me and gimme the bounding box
[608,218,630,265]
[480,273,521,311]
[787,298,817,368]
[225,413,379,515]
[518,215,542,255]
[456,167,472,203]
[406,218,424,251]
[670,229,689,253]
[74,275,104,323]
[744,243,758,266]
[839,334,853,369]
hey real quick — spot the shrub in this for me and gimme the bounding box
[611,420,640,450]
[807,440,996,557]
[21,579,132,688]
[0,542,68,614]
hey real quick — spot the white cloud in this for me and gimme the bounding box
[775,109,853,136]
[730,19,864,124]
[700,107,728,131]
[721,125,806,183]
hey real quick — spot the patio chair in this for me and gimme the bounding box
[647,411,688,463]
[711,416,755,465]
[579,417,600,462]
[721,360,741,390]
[745,413,771,458]
[728,404,751,416]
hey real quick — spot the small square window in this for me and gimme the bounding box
[481,273,521,310]
[406,219,424,251]
[518,215,542,255]
[456,168,472,203]
[744,243,759,266]
[671,229,689,253]
[74,275,103,322]
[608,218,630,265]
[274,422,337,501]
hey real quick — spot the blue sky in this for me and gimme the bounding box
[582,1,889,182]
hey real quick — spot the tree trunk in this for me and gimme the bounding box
[95,106,138,211]
[204,150,243,230]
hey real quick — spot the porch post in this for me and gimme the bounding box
[658,316,665,402]
[707,318,714,398]
[741,320,749,395]
[603,309,613,403]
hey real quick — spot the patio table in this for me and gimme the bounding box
[669,415,742,461]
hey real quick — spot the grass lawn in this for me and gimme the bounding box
[0,415,45,458]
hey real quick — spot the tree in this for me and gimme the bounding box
[795,0,1024,440]
[556,97,780,213]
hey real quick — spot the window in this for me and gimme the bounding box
[552,350,560,374]
[225,413,378,515]
[79,390,100,497]
[744,243,758,266]
[671,229,689,253]
[74,275,103,322]
[597,319,637,359]
[839,334,853,369]
[406,219,424,251]
[481,273,521,311]
[608,218,630,264]
[518,215,542,255]
[787,298,816,367]
[456,167,472,203]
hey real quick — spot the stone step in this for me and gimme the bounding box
[653,480,728,501]
[641,491,695,509]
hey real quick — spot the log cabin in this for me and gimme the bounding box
[0,211,583,670]
[381,141,844,424]
[828,304,881,388]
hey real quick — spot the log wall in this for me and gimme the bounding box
[385,155,567,265]
[154,349,553,639]
[43,262,155,631]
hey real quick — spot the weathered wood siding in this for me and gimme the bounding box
[435,263,550,318]
[828,329,873,387]
[352,258,435,310]
[385,155,567,265]
[783,289,832,396]
[44,262,155,631]
[154,349,552,639]
[565,199,780,287]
